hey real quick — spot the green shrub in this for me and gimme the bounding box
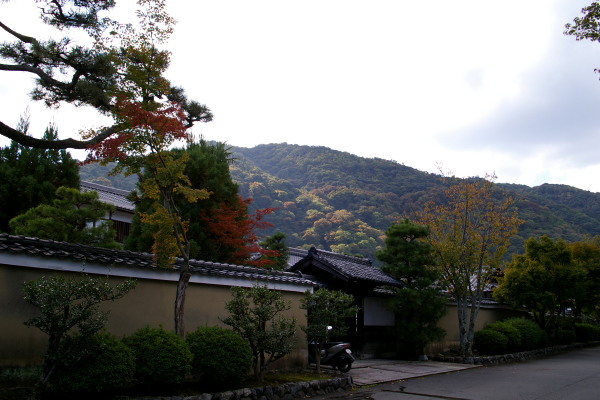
[186,326,253,388]
[592,325,600,341]
[474,329,508,355]
[555,329,576,345]
[124,326,192,385]
[487,322,521,352]
[574,323,600,342]
[504,318,546,350]
[49,333,134,395]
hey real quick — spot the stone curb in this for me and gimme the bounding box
[121,376,354,400]
[430,341,600,365]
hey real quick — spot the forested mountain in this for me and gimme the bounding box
[80,143,600,264]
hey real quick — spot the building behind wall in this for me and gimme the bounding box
[80,181,135,243]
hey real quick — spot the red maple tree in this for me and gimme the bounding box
[203,196,280,267]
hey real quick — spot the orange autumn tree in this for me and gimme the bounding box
[84,0,212,336]
[413,173,523,357]
[203,196,280,267]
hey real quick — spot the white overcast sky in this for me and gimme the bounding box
[2,1,600,192]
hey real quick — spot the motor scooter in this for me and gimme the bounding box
[308,327,355,372]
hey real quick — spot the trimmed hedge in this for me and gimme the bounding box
[474,329,508,355]
[574,323,600,342]
[124,326,192,385]
[50,333,134,394]
[186,326,253,389]
[503,318,547,350]
[486,321,522,352]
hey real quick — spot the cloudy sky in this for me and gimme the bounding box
[2,1,600,192]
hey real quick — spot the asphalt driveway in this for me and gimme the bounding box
[348,358,480,386]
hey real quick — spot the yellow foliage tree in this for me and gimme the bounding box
[413,173,523,356]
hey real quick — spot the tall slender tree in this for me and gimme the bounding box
[413,174,522,356]
[84,0,211,337]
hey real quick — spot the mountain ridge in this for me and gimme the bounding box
[80,143,600,263]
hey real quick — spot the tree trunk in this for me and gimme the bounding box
[466,294,481,357]
[456,295,469,355]
[315,345,322,374]
[258,352,267,382]
[174,266,191,337]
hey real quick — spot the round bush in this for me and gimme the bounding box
[50,333,134,395]
[504,318,546,350]
[186,326,253,388]
[474,329,508,355]
[487,322,521,352]
[124,326,192,385]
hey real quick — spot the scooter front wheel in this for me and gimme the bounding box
[336,357,352,373]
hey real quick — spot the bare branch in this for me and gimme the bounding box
[0,20,37,44]
[0,63,70,90]
[0,121,122,149]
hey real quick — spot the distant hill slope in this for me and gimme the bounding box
[80,143,600,263]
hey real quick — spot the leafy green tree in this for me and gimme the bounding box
[23,273,135,396]
[10,186,120,249]
[0,118,79,232]
[376,219,447,359]
[569,237,600,319]
[222,284,297,382]
[413,174,522,356]
[495,236,585,334]
[259,232,290,270]
[0,0,205,150]
[300,289,359,373]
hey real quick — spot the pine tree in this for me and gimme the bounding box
[10,187,120,249]
[0,116,79,232]
[376,219,447,359]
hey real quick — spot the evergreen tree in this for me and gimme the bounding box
[10,186,120,249]
[376,219,447,359]
[0,117,79,232]
[259,232,289,270]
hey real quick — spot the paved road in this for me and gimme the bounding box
[326,346,600,400]
[348,358,480,386]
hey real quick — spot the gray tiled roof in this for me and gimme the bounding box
[288,248,309,267]
[80,181,135,212]
[289,247,402,287]
[0,234,315,286]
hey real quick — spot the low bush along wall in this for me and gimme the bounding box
[431,342,599,365]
